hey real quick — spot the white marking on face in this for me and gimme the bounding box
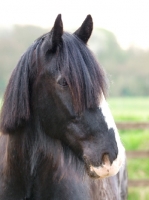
[91,93,125,179]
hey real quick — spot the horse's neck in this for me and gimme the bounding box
[0,133,121,200]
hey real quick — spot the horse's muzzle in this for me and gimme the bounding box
[90,153,124,179]
[84,152,125,179]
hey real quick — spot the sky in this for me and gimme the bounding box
[0,0,149,49]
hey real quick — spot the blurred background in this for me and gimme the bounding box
[0,0,149,199]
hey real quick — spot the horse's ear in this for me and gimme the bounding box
[74,15,93,44]
[50,14,63,52]
[0,54,30,134]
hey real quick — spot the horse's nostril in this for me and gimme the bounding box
[102,153,111,165]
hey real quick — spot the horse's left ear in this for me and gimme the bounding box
[50,14,63,52]
[74,15,93,44]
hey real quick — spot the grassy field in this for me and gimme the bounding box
[108,97,149,122]
[108,97,149,200]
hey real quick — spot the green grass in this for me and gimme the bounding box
[119,129,149,181]
[127,158,149,179]
[108,97,149,200]
[120,130,149,150]
[108,97,149,122]
[128,187,149,200]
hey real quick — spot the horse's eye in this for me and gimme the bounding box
[58,78,68,87]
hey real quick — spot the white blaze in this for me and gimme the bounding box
[91,94,125,179]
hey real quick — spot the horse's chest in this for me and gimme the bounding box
[31,165,120,200]
[32,165,92,200]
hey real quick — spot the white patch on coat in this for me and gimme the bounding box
[91,94,125,179]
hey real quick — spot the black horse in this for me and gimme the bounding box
[0,15,127,200]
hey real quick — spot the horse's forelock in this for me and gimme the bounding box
[56,33,107,113]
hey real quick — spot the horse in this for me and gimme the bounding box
[0,14,127,200]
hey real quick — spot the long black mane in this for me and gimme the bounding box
[0,31,107,133]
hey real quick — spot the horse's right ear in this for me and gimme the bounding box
[0,54,30,134]
[50,14,63,52]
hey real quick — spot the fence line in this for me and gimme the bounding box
[117,122,149,187]
[126,150,149,158]
[128,180,149,187]
[116,122,149,130]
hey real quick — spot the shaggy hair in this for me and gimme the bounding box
[0,32,107,133]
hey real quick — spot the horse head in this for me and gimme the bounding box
[0,14,125,180]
